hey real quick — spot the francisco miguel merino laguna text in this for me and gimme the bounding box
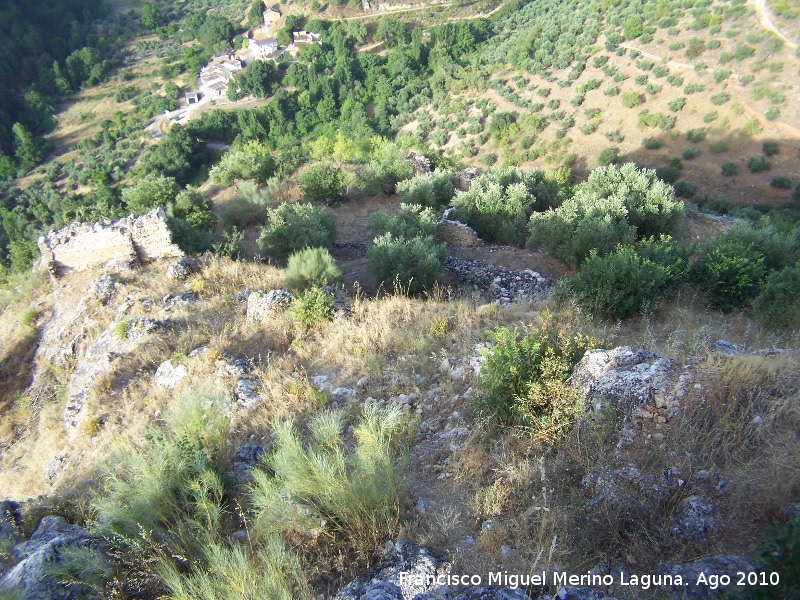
[399,570,686,590]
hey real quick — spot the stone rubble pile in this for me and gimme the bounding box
[443,257,551,305]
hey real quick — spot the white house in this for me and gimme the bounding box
[263,7,280,26]
[248,38,279,59]
[291,30,321,45]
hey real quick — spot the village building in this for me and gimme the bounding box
[291,30,321,45]
[248,37,278,59]
[198,54,243,98]
[262,7,280,27]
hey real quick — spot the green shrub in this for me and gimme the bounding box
[642,137,663,149]
[691,238,765,311]
[673,180,695,198]
[721,162,738,176]
[763,141,780,156]
[289,287,335,326]
[358,146,414,195]
[645,83,662,95]
[299,163,347,204]
[598,148,619,166]
[655,166,680,184]
[453,167,563,245]
[604,86,620,96]
[753,266,800,330]
[722,221,799,272]
[250,405,412,559]
[668,98,686,112]
[682,148,699,160]
[621,92,642,108]
[736,517,800,599]
[771,176,793,189]
[209,143,275,186]
[765,107,780,121]
[684,83,705,94]
[558,239,689,318]
[285,247,343,291]
[220,196,271,230]
[528,163,683,264]
[686,128,706,143]
[257,203,336,257]
[741,119,762,136]
[396,171,456,208]
[710,92,730,105]
[368,203,438,239]
[470,325,595,433]
[703,110,718,123]
[368,234,445,295]
[709,140,728,154]
[747,156,771,173]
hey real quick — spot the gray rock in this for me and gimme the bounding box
[453,589,531,600]
[166,258,197,281]
[672,497,716,541]
[235,379,262,411]
[86,274,117,305]
[44,457,67,483]
[232,288,251,303]
[218,357,253,378]
[246,289,293,324]
[407,152,432,175]
[332,387,358,402]
[163,292,198,311]
[551,589,614,600]
[0,516,108,600]
[154,359,187,389]
[188,346,212,358]
[571,347,676,415]
[708,340,745,356]
[361,582,405,600]
[456,167,482,192]
[311,375,333,392]
[334,541,441,600]
[658,556,753,598]
[0,501,22,546]
[232,444,264,482]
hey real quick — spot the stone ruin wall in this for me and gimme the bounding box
[38,209,184,276]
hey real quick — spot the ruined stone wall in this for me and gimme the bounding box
[38,209,184,276]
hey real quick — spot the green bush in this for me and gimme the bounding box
[748,156,771,173]
[285,247,343,291]
[691,238,765,311]
[368,203,437,239]
[721,162,738,176]
[395,171,456,208]
[257,203,336,257]
[470,325,595,433]
[558,238,689,318]
[358,143,414,195]
[721,221,799,272]
[686,128,706,143]
[368,234,446,295]
[642,137,663,150]
[209,143,275,186]
[299,163,347,204]
[709,140,728,154]
[453,167,563,245]
[771,176,792,189]
[249,405,412,558]
[763,141,780,156]
[621,92,641,108]
[703,111,718,123]
[682,148,699,160]
[655,166,680,184]
[668,98,686,112]
[527,163,683,264]
[673,180,695,198]
[289,287,335,327]
[753,266,800,330]
[219,196,271,230]
[710,92,729,105]
[765,107,780,121]
[736,517,800,599]
[741,119,762,136]
[598,148,619,166]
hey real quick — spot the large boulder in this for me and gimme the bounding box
[246,290,293,324]
[0,516,108,600]
[154,359,187,389]
[570,347,678,415]
[333,541,442,600]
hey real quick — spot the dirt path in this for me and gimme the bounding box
[344,1,503,21]
[750,0,798,49]
[619,42,693,71]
